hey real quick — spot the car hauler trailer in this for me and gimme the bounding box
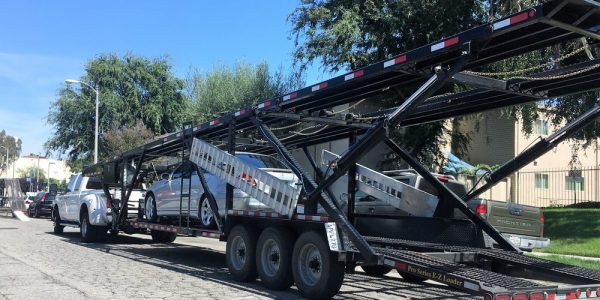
[72,0,600,299]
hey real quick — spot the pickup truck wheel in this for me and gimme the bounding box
[52,207,64,234]
[80,210,101,243]
[226,225,259,282]
[145,194,158,222]
[361,265,393,276]
[256,227,294,290]
[198,195,215,229]
[292,231,345,300]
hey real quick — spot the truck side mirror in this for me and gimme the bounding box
[161,173,170,181]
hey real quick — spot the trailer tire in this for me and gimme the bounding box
[256,227,294,290]
[361,265,393,276]
[150,230,177,243]
[52,207,64,234]
[399,271,426,283]
[292,231,345,300]
[226,225,259,282]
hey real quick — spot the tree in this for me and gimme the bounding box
[290,0,599,168]
[103,120,155,159]
[187,61,304,122]
[0,131,21,175]
[46,54,189,167]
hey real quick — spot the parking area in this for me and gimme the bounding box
[0,216,479,300]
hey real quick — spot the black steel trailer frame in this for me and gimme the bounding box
[82,1,600,299]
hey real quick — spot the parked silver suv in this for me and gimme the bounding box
[144,152,297,228]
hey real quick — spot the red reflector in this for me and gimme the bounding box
[576,289,582,298]
[437,176,449,182]
[319,82,328,89]
[565,291,577,299]
[394,261,407,271]
[586,288,592,297]
[513,294,527,300]
[546,293,555,300]
[509,12,530,25]
[529,293,543,300]
[240,172,257,186]
[539,213,544,223]
[395,55,407,64]
[41,194,46,202]
[495,294,511,300]
[444,36,459,47]
[475,204,487,215]
[354,70,364,77]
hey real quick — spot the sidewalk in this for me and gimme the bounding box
[529,251,600,261]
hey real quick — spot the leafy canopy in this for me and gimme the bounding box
[46,54,188,167]
[187,61,304,122]
[0,130,21,174]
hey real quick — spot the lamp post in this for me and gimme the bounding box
[47,161,55,192]
[65,79,100,164]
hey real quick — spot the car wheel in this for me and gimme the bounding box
[226,225,259,282]
[33,208,39,218]
[145,194,158,222]
[53,207,64,234]
[292,231,345,300]
[198,195,215,229]
[256,227,295,290]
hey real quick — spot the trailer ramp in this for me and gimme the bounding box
[321,150,439,217]
[189,138,301,218]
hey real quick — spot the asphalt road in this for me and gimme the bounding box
[0,216,479,299]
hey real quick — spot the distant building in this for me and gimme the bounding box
[461,108,600,207]
[1,154,72,183]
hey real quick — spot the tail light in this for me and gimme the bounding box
[437,176,449,182]
[475,204,487,215]
[495,295,511,300]
[40,194,46,203]
[539,212,544,237]
[240,172,257,186]
[585,289,592,298]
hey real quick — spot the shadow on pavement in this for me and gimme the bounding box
[50,231,479,299]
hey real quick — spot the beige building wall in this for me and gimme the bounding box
[1,155,72,183]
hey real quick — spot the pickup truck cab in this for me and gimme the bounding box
[356,169,549,251]
[52,173,145,242]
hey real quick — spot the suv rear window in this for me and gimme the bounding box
[237,154,288,169]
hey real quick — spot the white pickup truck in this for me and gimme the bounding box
[52,173,145,242]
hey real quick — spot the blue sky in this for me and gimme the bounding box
[0,1,337,157]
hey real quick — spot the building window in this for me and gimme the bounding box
[565,176,584,191]
[534,119,549,135]
[534,173,549,189]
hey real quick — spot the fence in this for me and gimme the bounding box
[515,167,600,207]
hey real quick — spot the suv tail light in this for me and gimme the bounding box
[475,204,487,215]
[240,172,257,186]
[539,212,544,237]
[495,295,511,300]
[40,194,46,202]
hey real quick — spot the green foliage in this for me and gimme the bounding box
[17,165,46,182]
[290,0,600,168]
[46,54,189,165]
[0,130,21,174]
[187,61,304,122]
[537,208,600,257]
[103,120,155,159]
[290,0,487,168]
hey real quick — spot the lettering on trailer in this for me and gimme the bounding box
[405,265,465,288]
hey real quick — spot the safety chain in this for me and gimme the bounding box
[331,99,366,114]
[463,45,589,78]
[509,63,600,81]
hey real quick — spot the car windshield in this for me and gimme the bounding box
[237,154,288,169]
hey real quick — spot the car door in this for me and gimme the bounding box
[60,174,78,220]
[164,165,183,214]
[66,175,84,220]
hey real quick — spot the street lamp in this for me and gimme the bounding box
[47,161,55,192]
[65,79,100,164]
